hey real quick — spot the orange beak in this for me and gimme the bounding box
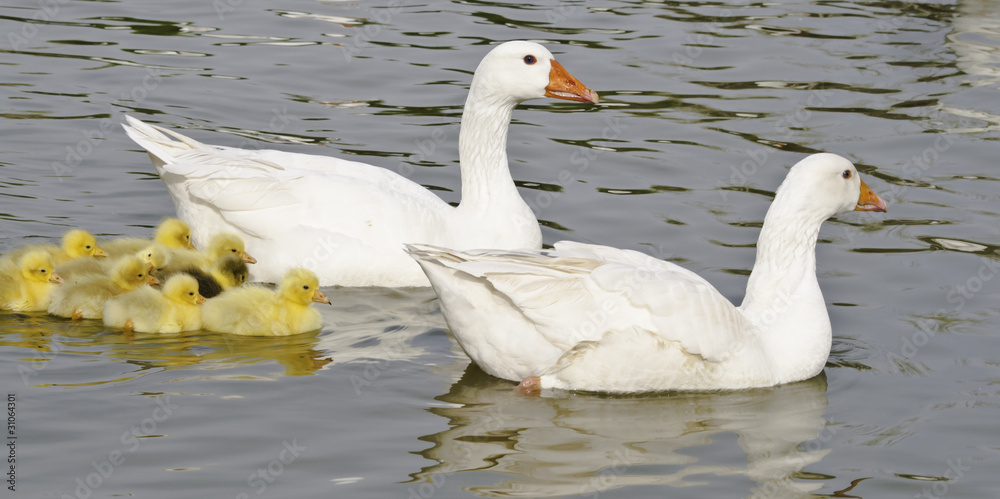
[196,294,206,305]
[93,247,108,258]
[544,60,599,104]
[855,178,888,212]
[146,275,160,286]
[49,272,63,284]
[187,241,196,250]
[312,289,331,305]
[241,251,257,264]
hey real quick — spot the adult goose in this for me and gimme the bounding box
[407,153,888,393]
[123,41,599,287]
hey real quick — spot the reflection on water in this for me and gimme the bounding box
[3,0,1000,497]
[411,366,832,498]
[944,0,1000,132]
[0,312,331,383]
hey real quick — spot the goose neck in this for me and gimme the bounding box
[457,87,519,211]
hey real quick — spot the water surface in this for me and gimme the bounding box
[2,0,999,497]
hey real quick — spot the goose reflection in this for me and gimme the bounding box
[943,0,1000,130]
[410,365,831,498]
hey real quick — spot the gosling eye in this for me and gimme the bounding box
[842,170,852,179]
[303,285,310,291]
[523,55,536,65]
[39,269,46,273]
[85,245,92,250]
[231,249,238,253]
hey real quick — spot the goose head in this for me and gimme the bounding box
[18,251,62,284]
[163,274,206,305]
[63,229,107,259]
[773,153,887,221]
[279,268,330,306]
[471,41,599,105]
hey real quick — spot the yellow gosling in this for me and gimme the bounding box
[202,268,329,336]
[4,229,107,266]
[165,232,256,274]
[104,274,205,333]
[156,254,248,298]
[101,218,195,258]
[47,255,159,320]
[0,251,63,311]
[56,243,174,285]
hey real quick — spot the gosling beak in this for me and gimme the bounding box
[545,60,600,104]
[855,178,888,212]
[312,289,331,305]
[187,241,196,250]
[241,251,257,264]
[93,247,108,258]
[49,273,63,284]
[146,275,160,286]
[146,262,155,272]
[196,294,206,305]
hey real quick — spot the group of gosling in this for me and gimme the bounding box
[0,218,330,335]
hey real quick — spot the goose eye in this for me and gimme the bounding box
[842,170,852,179]
[40,269,46,273]
[523,55,536,65]
[303,285,310,290]
[86,245,92,250]
[231,249,238,253]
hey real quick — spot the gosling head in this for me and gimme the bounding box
[208,232,256,264]
[111,255,159,290]
[18,251,62,284]
[136,244,172,273]
[63,229,107,259]
[162,274,206,305]
[214,255,249,288]
[156,218,194,250]
[279,268,329,306]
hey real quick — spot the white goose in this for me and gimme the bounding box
[122,41,598,287]
[407,153,888,393]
